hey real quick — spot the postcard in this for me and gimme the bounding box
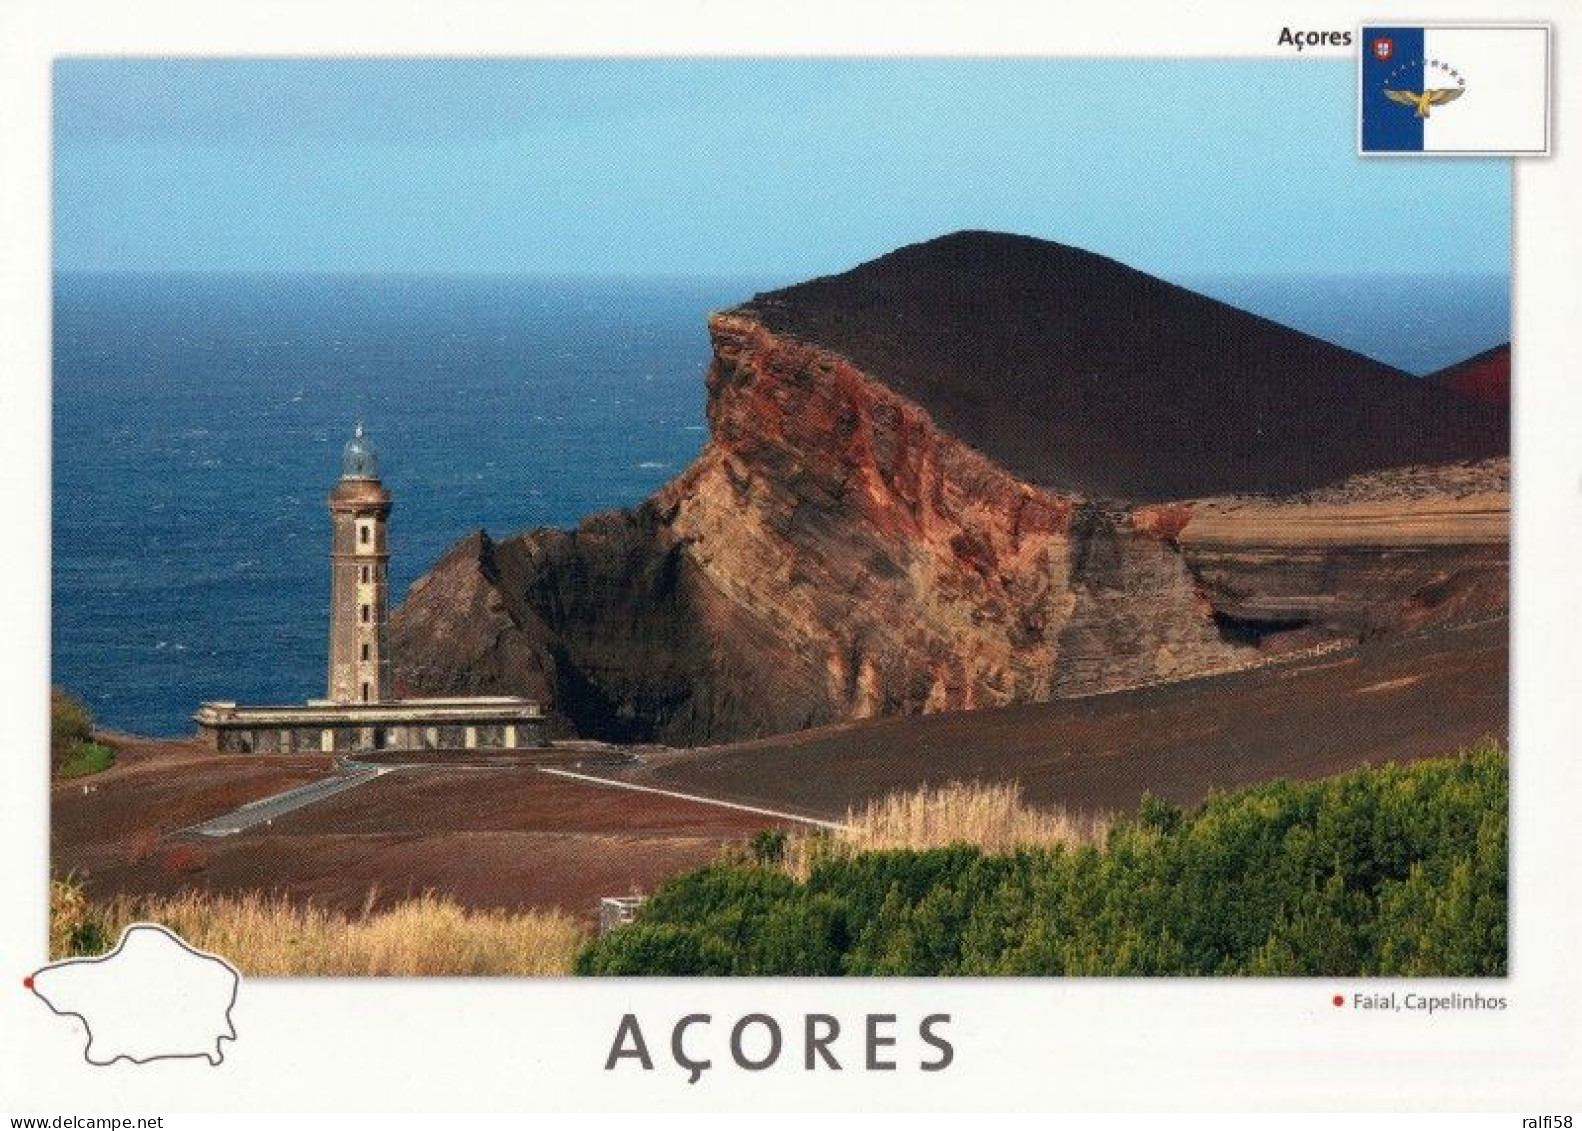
[2,0,1578,1118]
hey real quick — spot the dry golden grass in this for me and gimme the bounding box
[783,780,1108,878]
[51,880,588,976]
[50,782,1100,971]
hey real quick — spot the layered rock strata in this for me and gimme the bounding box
[392,233,1509,744]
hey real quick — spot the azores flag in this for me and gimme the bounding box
[1360,25,1549,155]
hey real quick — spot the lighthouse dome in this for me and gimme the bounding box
[341,422,379,479]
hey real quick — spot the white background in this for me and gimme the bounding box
[1423,27,1550,154]
[0,0,1577,1114]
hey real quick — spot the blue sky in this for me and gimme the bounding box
[54,59,1510,278]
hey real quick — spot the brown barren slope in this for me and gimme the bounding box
[1425,343,1511,405]
[606,618,1506,819]
[51,733,336,850]
[53,752,792,919]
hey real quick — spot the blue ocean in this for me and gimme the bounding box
[53,271,1509,736]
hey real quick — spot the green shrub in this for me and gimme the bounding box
[574,924,735,975]
[51,687,114,778]
[751,829,787,867]
[576,742,1508,978]
[1137,791,1183,834]
[58,741,115,779]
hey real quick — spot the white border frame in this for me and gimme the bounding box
[2,0,1579,1113]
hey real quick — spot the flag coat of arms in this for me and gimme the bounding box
[1360,25,1550,155]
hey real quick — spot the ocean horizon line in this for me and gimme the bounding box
[53,265,1509,281]
[53,266,791,286]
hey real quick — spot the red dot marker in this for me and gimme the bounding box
[1332,994,1344,1007]
[23,975,34,990]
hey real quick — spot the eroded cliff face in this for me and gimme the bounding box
[391,307,1508,745]
[1171,460,1509,642]
[396,313,1161,742]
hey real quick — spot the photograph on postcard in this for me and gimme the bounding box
[49,58,1510,978]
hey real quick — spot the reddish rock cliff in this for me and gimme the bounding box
[391,233,1509,744]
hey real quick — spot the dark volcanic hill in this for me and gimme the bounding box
[393,233,1510,745]
[740,231,1506,499]
[1425,343,1511,406]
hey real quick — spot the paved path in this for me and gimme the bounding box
[181,766,395,838]
[538,766,847,831]
[178,757,848,840]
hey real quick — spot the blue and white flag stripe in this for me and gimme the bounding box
[1360,25,1549,155]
